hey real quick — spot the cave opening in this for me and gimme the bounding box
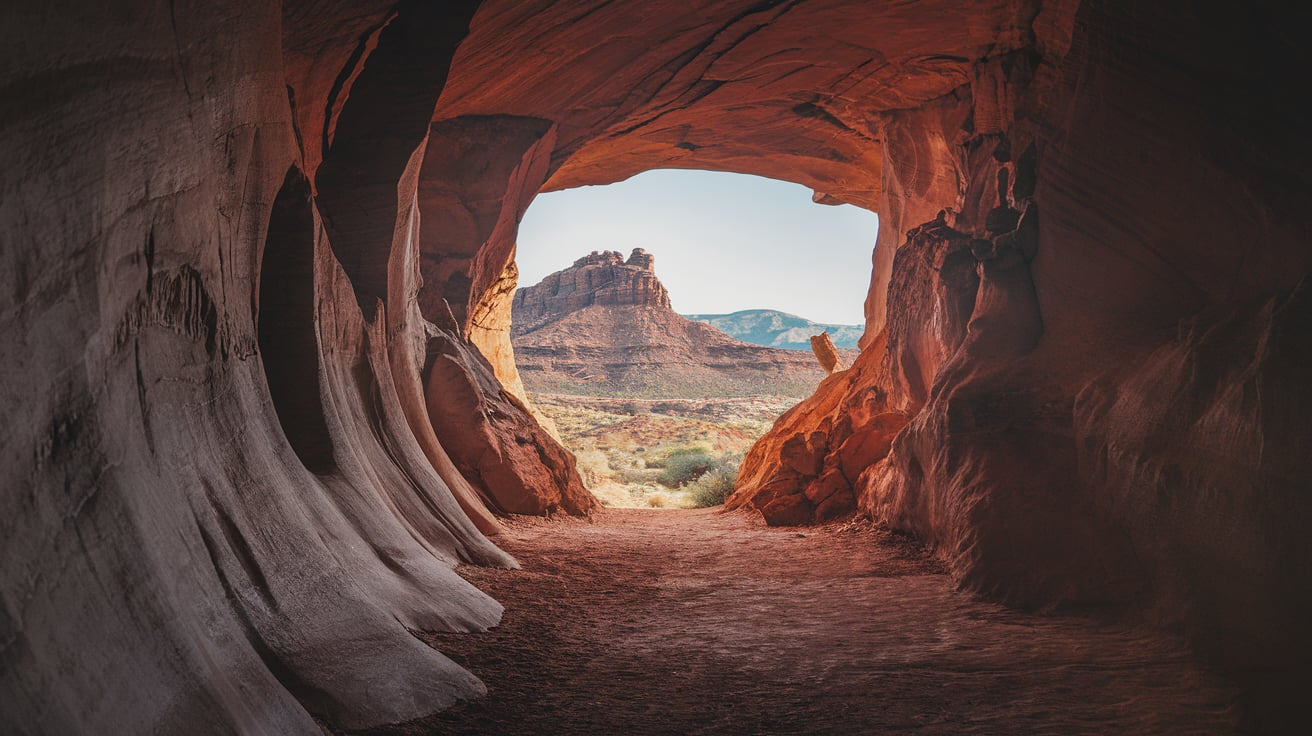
[507,169,879,510]
[6,0,1310,732]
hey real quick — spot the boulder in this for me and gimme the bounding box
[761,494,816,527]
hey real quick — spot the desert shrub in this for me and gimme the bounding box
[644,445,705,470]
[655,447,719,487]
[686,466,737,508]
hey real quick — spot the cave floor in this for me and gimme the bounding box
[360,508,1242,735]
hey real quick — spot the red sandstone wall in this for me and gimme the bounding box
[733,0,1312,684]
[3,0,1310,732]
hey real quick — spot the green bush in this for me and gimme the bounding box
[656,448,718,487]
[686,467,737,508]
[644,445,709,470]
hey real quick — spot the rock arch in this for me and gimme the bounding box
[2,0,1309,732]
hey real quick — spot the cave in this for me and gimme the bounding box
[2,0,1309,734]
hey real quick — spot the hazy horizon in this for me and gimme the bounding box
[515,169,880,326]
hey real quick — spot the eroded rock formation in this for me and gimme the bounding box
[512,249,670,332]
[424,327,595,516]
[3,0,1310,732]
[511,249,827,396]
[723,5,1312,722]
[809,332,846,374]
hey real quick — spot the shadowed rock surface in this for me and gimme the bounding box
[2,0,1310,733]
[425,327,595,516]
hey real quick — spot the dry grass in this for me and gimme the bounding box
[534,393,798,508]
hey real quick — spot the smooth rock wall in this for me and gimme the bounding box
[2,1,516,731]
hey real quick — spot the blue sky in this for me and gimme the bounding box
[516,169,880,326]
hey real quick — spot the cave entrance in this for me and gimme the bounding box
[510,169,878,509]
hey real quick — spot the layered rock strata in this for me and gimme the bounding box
[511,249,827,396]
[512,249,670,332]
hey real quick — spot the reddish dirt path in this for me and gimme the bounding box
[361,508,1242,735]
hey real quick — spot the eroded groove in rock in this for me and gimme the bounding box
[315,0,481,318]
[2,1,517,732]
[259,166,336,474]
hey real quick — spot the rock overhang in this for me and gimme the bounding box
[4,0,1311,732]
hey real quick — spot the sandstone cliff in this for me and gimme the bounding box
[512,248,670,332]
[511,249,829,397]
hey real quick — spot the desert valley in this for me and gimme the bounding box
[511,247,855,509]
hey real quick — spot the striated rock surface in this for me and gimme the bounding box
[4,0,1311,732]
[511,250,827,397]
[424,328,595,516]
[512,249,670,332]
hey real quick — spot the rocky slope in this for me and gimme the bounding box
[685,309,863,351]
[511,249,828,397]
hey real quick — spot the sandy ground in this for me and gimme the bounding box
[355,508,1243,735]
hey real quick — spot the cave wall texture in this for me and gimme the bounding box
[2,0,1309,732]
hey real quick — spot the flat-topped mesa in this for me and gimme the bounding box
[511,248,827,398]
[513,247,670,332]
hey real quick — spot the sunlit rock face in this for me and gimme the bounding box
[512,249,671,332]
[2,0,1309,733]
[510,248,826,396]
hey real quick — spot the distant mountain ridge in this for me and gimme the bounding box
[684,309,863,351]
